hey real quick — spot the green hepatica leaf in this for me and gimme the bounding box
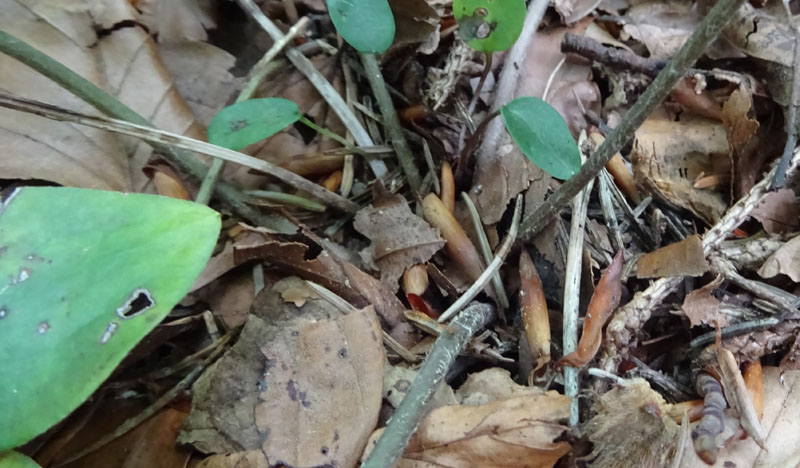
[327,0,395,53]
[453,0,525,52]
[207,98,301,151]
[502,97,581,180]
[0,451,40,468]
[0,187,220,450]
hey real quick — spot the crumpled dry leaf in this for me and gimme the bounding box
[757,234,800,282]
[0,0,202,192]
[389,0,440,53]
[631,111,729,224]
[180,278,385,468]
[637,234,709,279]
[681,275,727,327]
[455,367,546,405]
[750,188,800,235]
[680,367,800,467]
[583,378,679,468]
[354,190,444,291]
[362,391,571,468]
[232,228,412,343]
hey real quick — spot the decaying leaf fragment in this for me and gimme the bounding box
[681,275,727,327]
[637,234,709,279]
[354,190,444,291]
[179,278,385,468]
[583,378,679,468]
[557,250,624,368]
[363,391,571,468]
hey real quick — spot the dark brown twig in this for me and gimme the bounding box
[561,33,665,77]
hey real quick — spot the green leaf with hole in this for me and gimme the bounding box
[453,0,525,52]
[501,97,581,180]
[0,187,220,450]
[0,451,40,468]
[327,0,395,53]
[207,98,301,151]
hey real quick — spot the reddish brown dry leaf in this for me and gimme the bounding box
[721,87,760,198]
[0,0,202,192]
[750,188,800,235]
[558,250,624,368]
[354,191,444,291]
[681,367,800,467]
[670,77,723,121]
[232,228,410,340]
[519,250,551,372]
[422,193,484,283]
[757,234,800,282]
[632,111,729,225]
[362,393,571,468]
[584,379,679,468]
[637,234,709,279]
[180,278,385,468]
[681,276,727,327]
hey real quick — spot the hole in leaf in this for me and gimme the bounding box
[475,7,487,16]
[116,288,155,319]
[293,114,318,145]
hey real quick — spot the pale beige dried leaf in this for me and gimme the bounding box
[758,235,800,282]
[363,393,571,468]
[631,111,729,224]
[180,278,385,468]
[455,367,546,406]
[0,0,201,192]
[383,364,457,410]
[355,192,444,291]
[136,0,216,42]
[681,276,727,327]
[637,234,709,279]
[680,367,800,467]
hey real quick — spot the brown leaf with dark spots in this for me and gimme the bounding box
[354,192,444,291]
[557,250,624,368]
[180,278,385,468]
[637,234,709,279]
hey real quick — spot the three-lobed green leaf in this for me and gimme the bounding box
[327,0,395,54]
[501,97,581,180]
[453,0,525,52]
[0,187,220,450]
[207,98,301,151]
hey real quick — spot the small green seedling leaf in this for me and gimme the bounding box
[0,187,220,450]
[207,98,301,151]
[501,97,581,180]
[0,451,40,468]
[327,0,395,53]
[453,0,525,52]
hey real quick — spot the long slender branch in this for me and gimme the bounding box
[517,0,747,242]
[0,30,295,232]
[361,53,423,193]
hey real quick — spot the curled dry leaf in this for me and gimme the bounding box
[362,393,571,468]
[180,278,385,468]
[354,191,444,291]
[631,111,729,225]
[583,378,679,468]
[519,250,551,372]
[637,234,709,279]
[455,367,547,405]
[557,250,624,368]
[757,234,800,282]
[422,193,485,283]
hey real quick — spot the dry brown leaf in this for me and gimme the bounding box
[758,234,800,282]
[389,0,439,52]
[455,367,546,405]
[362,393,571,468]
[142,162,192,200]
[583,378,679,468]
[681,275,727,327]
[232,228,411,341]
[680,367,800,467]
[721,87,760,198]
[191,267,254,329]
[190,242,236,293]
[631,111,729,224]
[354,191,444,291]
[750,188,800,235]
[0,0,202,192]
[180,278,385,468]
[135,0,216,42]
[637,234,709,279]
[384,364,458,410]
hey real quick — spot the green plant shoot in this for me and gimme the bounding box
[453,0,525,52]
[0,187,220,450]
[501,97,581,180]
[327,0,395,54]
